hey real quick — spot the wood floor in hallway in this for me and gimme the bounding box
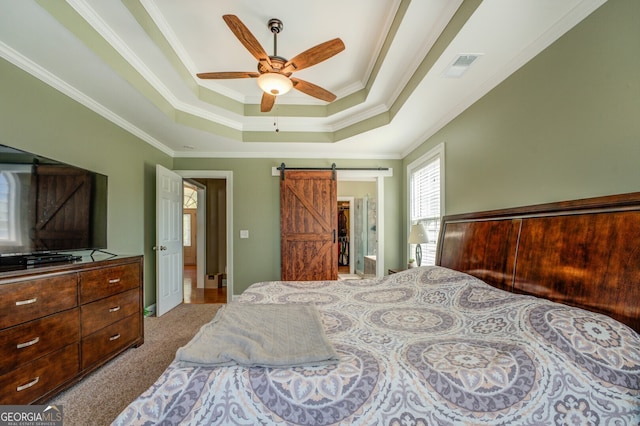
[183,265,227,304]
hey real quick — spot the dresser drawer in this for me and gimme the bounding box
[0,274,78,329]
[81,314,140,370]
[81,289,139,337]
[0,309,79,376]
[0,343,79,405]
[79,262,140,304]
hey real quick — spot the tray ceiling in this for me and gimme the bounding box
[0,0,606,158]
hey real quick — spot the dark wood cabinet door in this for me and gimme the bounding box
[280,170,337,281]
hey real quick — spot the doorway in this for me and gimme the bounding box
[337,198,355,278]
[337,179,378,278]
[177,170,233,304]
[181,180,227,304]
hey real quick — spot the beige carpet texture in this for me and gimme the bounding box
[49,303,222,426]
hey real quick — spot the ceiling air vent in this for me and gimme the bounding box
[442,54,482,78]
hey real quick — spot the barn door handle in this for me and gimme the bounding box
[333,230,336,243]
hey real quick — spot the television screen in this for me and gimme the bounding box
[0,144,108,257]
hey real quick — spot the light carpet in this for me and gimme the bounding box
[49,303,222,426]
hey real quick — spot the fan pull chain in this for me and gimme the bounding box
[274,110,280,133]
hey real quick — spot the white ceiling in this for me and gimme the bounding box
[0,0,606,159]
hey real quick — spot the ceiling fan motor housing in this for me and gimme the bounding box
[258,56,288,73]
[268,18,283,34]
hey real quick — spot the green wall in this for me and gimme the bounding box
[0,58,172,307]
[173,158,403,294]
[404,0,639,214]
[338,181,377,198]
[402,0,639,263]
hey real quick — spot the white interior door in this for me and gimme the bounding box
[155,165,183,316]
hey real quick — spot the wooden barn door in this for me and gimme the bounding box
[280,170,337,281]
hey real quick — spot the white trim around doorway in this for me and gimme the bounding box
[175,170,233,304]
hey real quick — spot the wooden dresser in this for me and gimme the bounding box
[0,255,143,404]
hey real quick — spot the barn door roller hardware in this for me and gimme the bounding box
[279,163,389,181]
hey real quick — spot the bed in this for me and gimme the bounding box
[114,193,640,425]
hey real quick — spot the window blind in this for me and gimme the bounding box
[409,155,441,266]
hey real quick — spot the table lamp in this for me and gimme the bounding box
[408,223,429,266]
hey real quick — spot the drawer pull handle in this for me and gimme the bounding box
[109,334,121,341]
[109,306,121,313]
[16,297,37,306]
[17,337,40,349]
[108,278,121,284]
[17,376,39,392]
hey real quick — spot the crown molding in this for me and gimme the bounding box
[0,40,175,157]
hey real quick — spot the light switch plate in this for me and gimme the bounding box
[240,230,249,239]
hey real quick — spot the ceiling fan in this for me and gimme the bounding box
[197,15,345,112]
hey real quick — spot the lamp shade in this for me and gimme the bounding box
[257,73,293,96]
[408,223,429,244]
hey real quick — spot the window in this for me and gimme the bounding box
[0,171,21,246]
[0,173,10,241]
[183,213,192,247]
[183,183,198,247]
[183,185,198,209]
[407,143,444,266]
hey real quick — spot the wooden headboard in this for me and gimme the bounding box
[436,192,640,333]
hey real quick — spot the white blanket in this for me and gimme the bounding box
[176,303,339,368]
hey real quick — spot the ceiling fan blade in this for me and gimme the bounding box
[197,71,259,79]
[291,78,337,103]
[223,15,272,70]
[260,92,276,112]
[282,38,345,74]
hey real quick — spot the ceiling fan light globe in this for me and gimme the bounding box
[257,73,292,96]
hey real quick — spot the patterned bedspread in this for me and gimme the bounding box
[113,266,640,425]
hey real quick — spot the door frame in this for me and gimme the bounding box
[176,170,233,303]
[338,170,389,277]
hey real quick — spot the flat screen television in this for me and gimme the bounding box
[0,144,107,265]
